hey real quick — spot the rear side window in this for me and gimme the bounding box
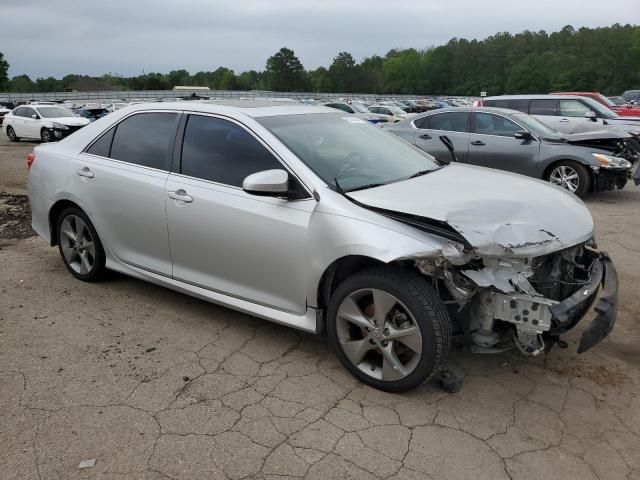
[13,107,26,117]
[474,113,521,136]
[413,116,429,129]
[181,115,283,187]
[529,99,557,116]
[110,113,179,170]
[428,112,469,133]
[86,127,116,157]
[328,104,354,113]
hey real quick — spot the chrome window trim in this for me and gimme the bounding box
[471,112,539,141]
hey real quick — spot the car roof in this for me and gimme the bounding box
[121,101,336,118]
[484,94,585,101]
[422,106,523,115]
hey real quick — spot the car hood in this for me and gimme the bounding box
[348,163,594,258]
[562,129,632,142]
[48,116,91,127]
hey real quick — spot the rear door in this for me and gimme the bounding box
[467,112,540,176]
[73,111,179,276]
[23,107,40,138]
[9,108,26,136]
[165,113,314,314]
[528,99,558,132]
[413,111,470,163]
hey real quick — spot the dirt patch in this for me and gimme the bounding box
[0,192,35,240]
[548,361,628,387]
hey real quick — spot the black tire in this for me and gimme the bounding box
[547,160,592,197]
[6,126,19,142]
[327,266,451,392]
[56,207,107,282]
[40,128,52,143]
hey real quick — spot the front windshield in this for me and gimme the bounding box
[385,105,407,115]
[597,94,616,107]
[581,97,618,118]
[257,113,441,191]
[512,113,560,138]
[350,102,370,113]
[37,106,76,118]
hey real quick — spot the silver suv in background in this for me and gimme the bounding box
[27,102,618,392]
[384,107,637,196]
[482,94,640,135]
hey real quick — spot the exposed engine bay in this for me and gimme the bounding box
[568,134,640,185]
[414,242,617,356]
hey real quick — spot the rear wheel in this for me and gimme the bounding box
[40,128,52,143]
[547,160,591,197]
[56,207,106,282]
[6,126,19,142]
[327,266,451,392]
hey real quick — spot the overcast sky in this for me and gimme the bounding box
[1,0,636,79]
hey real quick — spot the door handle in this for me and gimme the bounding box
[419,133,432,139]
[558,118,570,122]
[76,167,94,178]
[168,189,193,203]
[470,140,485,146]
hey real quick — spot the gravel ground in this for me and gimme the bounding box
[1,134,639,480]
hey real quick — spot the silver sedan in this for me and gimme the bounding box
[27,102,618,392]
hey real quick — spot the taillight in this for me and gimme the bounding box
[27,152,35,170]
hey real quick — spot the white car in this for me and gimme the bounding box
[322,102,389,124]
[4,105,90,143]
[368,105,415,123]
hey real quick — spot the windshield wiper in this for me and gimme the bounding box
[344,182,388,192]
[409,169,435,179]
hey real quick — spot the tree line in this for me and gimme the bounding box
[1,24,639,96]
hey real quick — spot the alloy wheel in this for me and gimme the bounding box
[550,165,580,193]
[41,129,51,143]
[335,288,423,382]
[59,215,96,275]
[7,127,16,141]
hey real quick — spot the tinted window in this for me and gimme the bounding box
[474,113,522,136]
[86,127,116,157]
[483,99,510,109]
[413,116,429,129]
[559,100,592,117]
[529,99,556,116]
[24,107,37,118]
[181,115,283,187]
[14,107,26,117]
[428,112,469,132]
[110,113,178,170]
[328,104,354,113]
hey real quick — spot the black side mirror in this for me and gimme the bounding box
[514,130,532,140]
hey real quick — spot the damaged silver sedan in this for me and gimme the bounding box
[28,103,618,392]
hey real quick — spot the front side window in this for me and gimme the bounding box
[181,115,283,187]
[529,99,557,116]
[474,113,521,136]
[24,107,37,118]
[110,112,178,170]
[428,112,469,133]
[559,100,592,117]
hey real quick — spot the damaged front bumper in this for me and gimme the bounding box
[549,252,618,353]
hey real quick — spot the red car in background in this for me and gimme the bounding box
[551,91,640,117]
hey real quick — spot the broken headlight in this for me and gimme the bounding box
[52,122,69,131]
[592,153,631,169]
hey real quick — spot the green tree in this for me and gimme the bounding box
[10,74,34,92]
[329,52,358,93]
[265,48,306,91]
[0,52,8,90]
[309,67,332,92]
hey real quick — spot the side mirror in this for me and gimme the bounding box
[514,130,532,140]
[242,169,289,197]
[584,110,597,121]
[31,114,38,119]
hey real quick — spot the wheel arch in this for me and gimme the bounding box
[48,199,83,246]
[541,157,593,181]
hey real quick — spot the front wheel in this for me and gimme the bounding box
[547,161,591,197]
[327,267,451,392]
[40,128,52,143]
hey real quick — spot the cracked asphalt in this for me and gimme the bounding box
[1,135,639,480]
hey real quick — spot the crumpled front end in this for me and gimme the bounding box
[415,242,618,355]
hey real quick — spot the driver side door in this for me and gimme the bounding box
[165,114,315,314]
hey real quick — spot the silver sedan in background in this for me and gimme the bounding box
[27,102,618,392]
[384,107,638,196]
